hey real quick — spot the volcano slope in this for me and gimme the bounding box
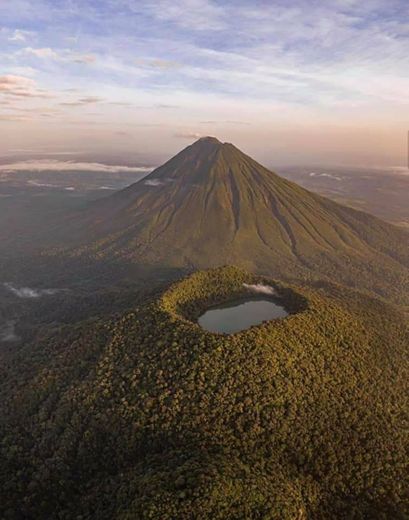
[1,267,407,519]
[69,137,409,307]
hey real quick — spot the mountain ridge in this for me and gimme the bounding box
[66,137,408,306]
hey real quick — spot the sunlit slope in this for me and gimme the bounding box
[1,267,407,519]
[72,137,409,304]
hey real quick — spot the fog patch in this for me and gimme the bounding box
[243,283,276,296]
[0,320,19,342]
[309,172,342,181]
[144,179,165,186]
[4,283,62,299]
[144,177,174,187]
[27,181,77,191]
[28,180,59,188]
[0,160,153,174]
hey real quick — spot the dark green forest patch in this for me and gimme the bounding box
[0,267,407,519]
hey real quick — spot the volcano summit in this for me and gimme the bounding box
[70,137,409,305]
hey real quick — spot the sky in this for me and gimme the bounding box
[0,0,408,167]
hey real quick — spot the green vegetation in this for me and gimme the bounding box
[1,266,407,519]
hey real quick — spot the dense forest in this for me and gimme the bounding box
[1,266,407,519]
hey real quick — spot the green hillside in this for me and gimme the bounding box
[1,267,407,519]
[68,137,409,307]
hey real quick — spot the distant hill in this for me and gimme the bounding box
[1,267,407,519]
[68,137,409,306]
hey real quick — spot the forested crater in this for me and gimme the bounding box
[1,266,407,519]
[158,266,308,333]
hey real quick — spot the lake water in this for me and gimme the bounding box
[198,297,288,334]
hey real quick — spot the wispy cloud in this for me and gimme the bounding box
[133,0,226,31]
[4,283,62,298]
[0,115,34,122]
[60,96,104,106]
[24,47,59,59]
[243,283,276,296]
[174,132,203,139]
[135,58,181,70]
[200,120,250,126]
[5,148,83,155]
[8,29,30,42]
[144,179,165,186]
[0,159,153,173]
[154,103,179,109]
[0,75,34,93]
[21,47,97,65]
[0,0,408,165]
[71,54,96,64]
[0,320,19,342]
[309,172,342,181]
[0,75,52,99]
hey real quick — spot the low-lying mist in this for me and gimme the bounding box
[243,283,276,296]
[4,283,63,299]
[0,320,18,343]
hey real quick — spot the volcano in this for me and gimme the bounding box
[75,137,408,304]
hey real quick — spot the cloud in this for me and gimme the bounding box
[1,0,408,166]
[0,159,153,173]
[154,103,178,109]
[23,47,97,65]
[135,58,182,70]
[243,283,276,296]
[4,90,51,99]
[6,66,38,77]
[0,75,51,99]
[199,120,250,126]
[0,320,19,343]
[0,106,60,124]
[174,132,203,139]
[20,181,78,191]
[309,172,342,181]
[6,148,83,156]
[0,75,35,92]
[79,96,103,103]
[108,102,133,106]
[144,179,165,186]
[0,115,33,122]
[141,0,226,31]
[4,283,62,298]
[8,29,30,42]
[150,59,180,69]
[71,54,96,64]
[60,102,87,106]
[60,96,104,106]
[27,180,61,188]
[24,47,59,59]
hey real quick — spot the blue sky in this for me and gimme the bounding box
[0,0,408,165]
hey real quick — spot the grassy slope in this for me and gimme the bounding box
[67,138,409,307]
